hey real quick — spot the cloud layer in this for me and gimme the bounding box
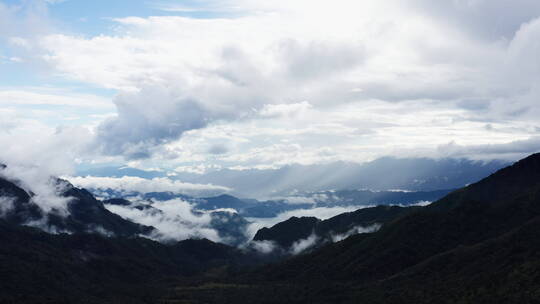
[104,198,221,243]
[68,175,231,197]
[0,164,73,215]
[2,0,540,173]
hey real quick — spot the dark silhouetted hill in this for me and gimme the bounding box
[253,205,420,251]
[254,216,320,248]
[0,173,152,237]
[0,219,256,304]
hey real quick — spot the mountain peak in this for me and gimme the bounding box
[434,151,540,210]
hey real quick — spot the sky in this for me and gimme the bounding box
[1,0,540,178]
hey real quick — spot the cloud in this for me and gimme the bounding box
[0,164,73,216]
[412,0,540,40]
[248,240,278,254]
[67,175,231,197]
[173,164,222,175]
[4,0,540,168]
[330,224,381,242]
[290,233,318,255]
[104,198,222,242]
[94,86,211,159]
[0,116,94,177]
[34,10,372,158]
[44,0,67,4]
[276,39,365,80]
[207,144,229,155]
[281,196,317,205]
[0,196,15,216]
[245,213,383,255]
[407,201,433,207]
[259,101,312,119]
[0,0,53,38]
[436,137,540,160]
[24,217,71,234]
[0,89,113,109]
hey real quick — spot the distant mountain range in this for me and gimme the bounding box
[91,188,453,218]
[77,157,507,197]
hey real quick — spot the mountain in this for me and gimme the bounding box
[163,153,540,303]
[240,189,450,218]
[77,157,507,197]
[254,216,320,248]
[0,176,42,224]
[253,205,421,250]
[239,200,311,218]
[0,173,152,237]
[197,194,252,210]
[76,165,166,179]
[0,220,255,304]
[0,153,533,303]
[103,197,251,246]
[209,211,251,246]
[90,188,452,219]
[263,153,540,280]
[297,188,453,206]
[314,205,420,239]
[171,157,507,197]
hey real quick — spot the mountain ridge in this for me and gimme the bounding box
[253,205,421,251]
[162,153,540,303]
[0,171,152,237]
